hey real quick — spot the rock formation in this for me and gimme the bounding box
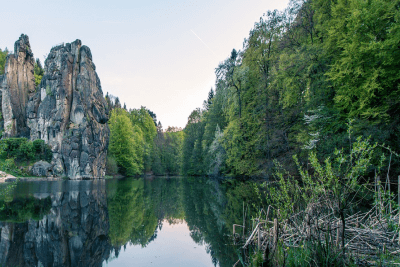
[0,35,109,178]
[0,34,36,137]
[31,160,53,177]
[26,39,109,178]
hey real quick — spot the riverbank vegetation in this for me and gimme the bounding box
[233,134,399,266]
[0,138,52,176]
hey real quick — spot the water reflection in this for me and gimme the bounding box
[0,180,111,267]
[0,177,256,267]
[107,178,157,248]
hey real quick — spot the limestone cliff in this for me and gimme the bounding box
[0,35,110,178]
[0,34,36,137]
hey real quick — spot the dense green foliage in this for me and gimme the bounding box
[181,0,400,180]
[0,48,8,75]
[0,138,52,162]
[106,101,183,176]
[34,58,44,87]
[151,125,184,175]
[128,108,157,172]
[0,138,52,176]
[108,108,145,176]
[107,106,166,176]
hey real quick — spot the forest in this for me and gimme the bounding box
[104,0,399,182]
[104,96,184,177]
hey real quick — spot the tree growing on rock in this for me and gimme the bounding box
[0,48,8,75]
[34,58,44,87]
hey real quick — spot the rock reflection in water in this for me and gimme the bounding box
[0,180,112,267]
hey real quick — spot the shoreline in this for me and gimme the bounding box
[0,176,124,183]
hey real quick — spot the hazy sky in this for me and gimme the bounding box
[1,0,289,128]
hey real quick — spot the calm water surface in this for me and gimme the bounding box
[0,177,247,267]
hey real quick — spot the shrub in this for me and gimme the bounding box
[0,138,53,176]
[17,141,35,161]
[0,141,8,159]
[32,139,52,162]
[0,138,51,162]
[0,158,22,176]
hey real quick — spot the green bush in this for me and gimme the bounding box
[0,138,26,159]
[18,141,35,161]
[0,138,52,163]
[0,141,8,159]
[0,158,23,176]
[0,138,53,176]
[32,139,52,162]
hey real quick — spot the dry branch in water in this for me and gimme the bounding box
[237,204,400,264]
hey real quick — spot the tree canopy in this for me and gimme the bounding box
[180,0,400,179]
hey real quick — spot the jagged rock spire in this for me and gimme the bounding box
[0,34,36,137]
[0,34,110,178]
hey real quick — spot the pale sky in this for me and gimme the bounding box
[1,0,289,128]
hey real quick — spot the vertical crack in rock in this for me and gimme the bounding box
[1,35,109,179]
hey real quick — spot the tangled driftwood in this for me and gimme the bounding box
[234,203,400,266]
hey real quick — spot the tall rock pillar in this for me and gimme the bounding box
[0,34,36,137]
[26,40,110,179]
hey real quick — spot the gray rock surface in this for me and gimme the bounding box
[0,34,36,137]
[31,161,53,177]
[0,35,109,179]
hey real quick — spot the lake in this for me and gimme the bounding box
[0,176,257,267]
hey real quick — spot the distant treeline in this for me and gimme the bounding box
[180,0,400,179]
[105,94,183,176]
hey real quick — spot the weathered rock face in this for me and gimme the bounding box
[31,160,53,177]
[0,180,112,267]
[26,39,109,179]
[0,34,36,137]
[0,34,109,179]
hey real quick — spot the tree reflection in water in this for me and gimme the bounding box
[0,177,260,267]
[107,177,241,267]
